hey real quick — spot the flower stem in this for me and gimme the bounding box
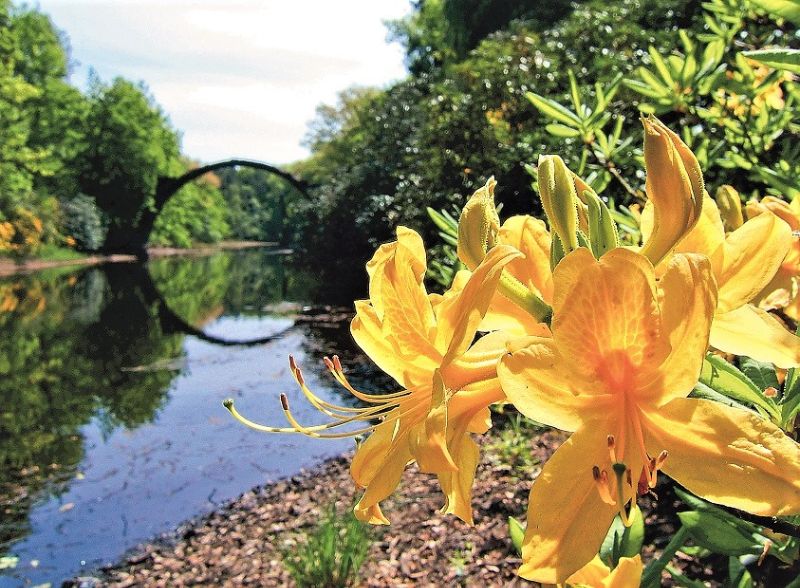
[641,526,690,588]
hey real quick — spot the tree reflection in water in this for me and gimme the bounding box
[0,249,320,556]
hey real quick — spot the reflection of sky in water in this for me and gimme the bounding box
[1,315,360,586]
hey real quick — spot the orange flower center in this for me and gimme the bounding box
[591,351,669,526]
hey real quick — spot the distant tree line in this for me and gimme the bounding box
[0,0,287,257]
[3,0,794,287]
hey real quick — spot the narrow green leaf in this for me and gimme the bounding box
[567,70,582,113]
[545,123,581,138]
[782,325,800,428]
[743,48,800,74]
[526,92,582,127]
[728,556,754,588]
[700,354,781,421]
[677,511,761,556]
[648,46,676,86]
[508,516,524,555]
[751,0,800,25]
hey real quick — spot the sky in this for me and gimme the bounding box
[36,0,411,164]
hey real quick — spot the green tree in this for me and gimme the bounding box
[151,166,230,247]
[78,76,181,250]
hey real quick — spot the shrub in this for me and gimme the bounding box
[281,505,372,588]
[60,194,106,251]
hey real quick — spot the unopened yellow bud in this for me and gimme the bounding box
[640,116,704,265]
[457,177,500,270]
[715,185,744,231]
[537,155,580,253]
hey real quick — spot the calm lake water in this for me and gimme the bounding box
[0,249,382,587]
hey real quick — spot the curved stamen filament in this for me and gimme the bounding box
[290,359,403,420]
[278,394,383,438]
[223,398,298,434]
[277,393,427,440]
[324,355,409,403]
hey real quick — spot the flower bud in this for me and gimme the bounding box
[573,173,619,259]
[537,155,580,254]
[715,185,744,231]
[457,177,500,270]
[640,116,704,265]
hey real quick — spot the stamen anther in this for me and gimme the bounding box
[607,435,617,463]
[592,466,616,506]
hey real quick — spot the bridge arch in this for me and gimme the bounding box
[126,159,310,257]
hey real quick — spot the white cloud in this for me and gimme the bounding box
[36,0,410,163]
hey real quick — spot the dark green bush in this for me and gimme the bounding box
[61,194,106,251]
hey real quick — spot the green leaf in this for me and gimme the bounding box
[750,0,800,25]
[648,45,676,86]
[728,556,754,588]
[526,92,582,127]
[739,357,779,393]
[690,382,753,412]
[782,325,800,428]
[545,123,581,138]
[699,354,781,421]
[508,516,524,555]
[600,505,644,567]
[743,49,800,74]
[427,207,458,237]
[677,511,761,556]
[567,69,582,113]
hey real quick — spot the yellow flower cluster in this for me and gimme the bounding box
[226,116,800,585]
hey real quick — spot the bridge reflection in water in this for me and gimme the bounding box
[0,248,382,587]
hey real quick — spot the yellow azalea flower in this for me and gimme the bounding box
[226,227,520,525]
[498,247,800,583]
[747,196,800,321]
[668,194,799,367]
[457,178,553,333]
[565,555,642,588]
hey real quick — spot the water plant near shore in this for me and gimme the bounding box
[226,116,800,585]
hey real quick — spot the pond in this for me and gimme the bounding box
[0,249,383,587]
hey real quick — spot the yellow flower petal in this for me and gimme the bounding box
[481,289,552,335]
[409,370,457,473]
[436,244,522,363]
[499,215,554,301]
[605,556,643,588]
[565,555,610,586]
[566,555,643,588]
[350,415,400,489]
[710,304,800,368]
[646,253,717,405]
[518,424,619,583]
[673,194,725,257]
[351,300,435,388]
[499,337,612,432]
[366,226,441,359]
[551,248,670,389]
[712,211,792,313]
[352,424,414,525]
[645,398,800,516]
[436,423,480,525]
